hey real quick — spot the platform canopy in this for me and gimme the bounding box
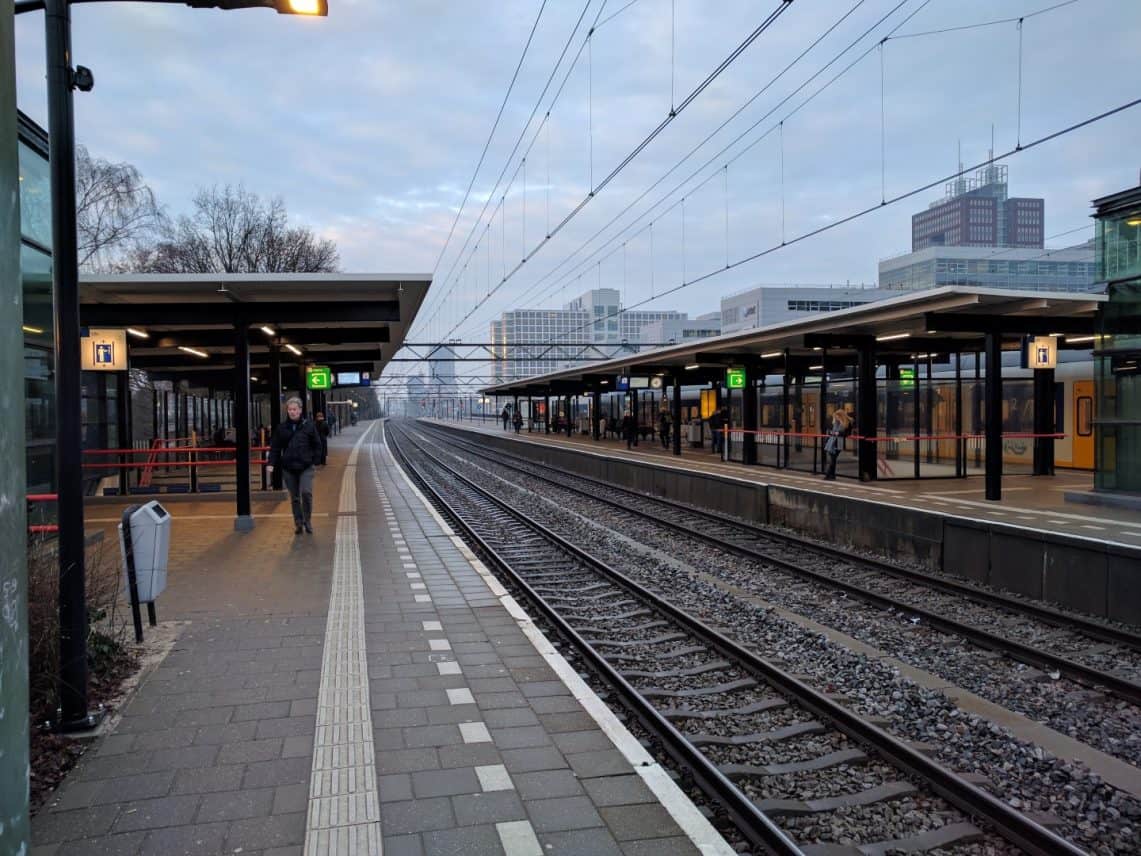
[77,272,431,379]
[481,286,1106,395]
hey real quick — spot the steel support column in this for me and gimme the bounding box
[984,331,1003,501]
[672,376,682,456]
[234,323,254,530]
[857,345,878,481]
[592,390,601,440]
[566,395,573,437]
[45,0,92,730]
[1033,367,1055,476]
[743,367,758,466]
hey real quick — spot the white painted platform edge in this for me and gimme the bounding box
[386,421,734,856]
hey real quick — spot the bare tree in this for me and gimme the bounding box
[75,145,163,272]
[130,184,339,274]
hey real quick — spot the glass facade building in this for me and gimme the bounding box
[1092,186,1141,493]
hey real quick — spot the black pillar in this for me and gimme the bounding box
[1033,367,1055,476]
[913,356,921,479]
[954,353,964,478]
[857,345,877,481]
[528,396,533,431]
[117,370,131,496]
[592,390,601,440]
[234,323,254,530]
[818,355,828,474]
[566,395,573,437]
[984,331,1003,501]
[743,367,758,466]
[268,346,282,427]
[672,376,682,456]
[46,0,91,729]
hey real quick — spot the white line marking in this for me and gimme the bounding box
[475,764,513,792]
[447,688,475,705]
[414,594,433,603]
[496,820,543,856]
[437,661,462,675]
[459,722,492,744]
[406,572,421,579]
[410,582,426,590]
[423,621,443,631]
[429,639,451,651]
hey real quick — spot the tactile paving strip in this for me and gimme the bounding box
[303,433,383,855]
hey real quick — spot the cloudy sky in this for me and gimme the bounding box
[14,0,1141,374]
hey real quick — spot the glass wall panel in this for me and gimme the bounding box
[17,140,50,249]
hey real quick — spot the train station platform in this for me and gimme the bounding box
[427,418,1141,546]
[421,418,1141,627]
[33,422,725,856]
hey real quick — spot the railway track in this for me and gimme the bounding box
[387,422,1086,856]
[416,422,1141,707]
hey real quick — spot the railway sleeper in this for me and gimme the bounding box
[660,697,789,719]
[587,632,688,648]
[639,676,757,697]
[756,780,916,816]
[686,720,825,745]
[583,620,672,635]
[619,659,733,679]
[796,820,985,855]
[568,608,653,624]
[719,747,868,778]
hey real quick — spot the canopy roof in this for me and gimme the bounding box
[77,272,430,376]
[482,286,1105,395]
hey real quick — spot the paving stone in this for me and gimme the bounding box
[55,831,146,856]
[512,769,584,801]
[378,773,415,803]
[489,726,551,750]
[553,730,616,755]
[528,697,585,715]
[525,795,605,833]
[131,729,196,752]
[536,827,624,856]
[438,743,503,770]
[242,757,312,789]
[192,722,259,745]
[32,806,118,845]
[403,724,464,748]
[581,775,656,807]
[377,747,441,775]
[383,833,426,856]
[147,745,220,772]
[481,708,540,729]
[272,783,310,815]
[111,795,202,833]
[225,812,307,850]
[196,787,274,822]
[620,836,702,855]
[216,738,284,765]
[233,701,292,722]
[499,746,568,774]
[600,804,681,841]
[451,791,528,826]
[280,734,313,758]
[382,797,456,835]
[516,681,568,698]
[373,707,430,729]
[412,767,481,798]
[139,821,228,855]
[422,824,505,856]
[170,765,245,795]
[566,749,632,779]
[254,715,315,739]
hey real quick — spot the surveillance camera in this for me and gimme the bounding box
[72,65,94,92]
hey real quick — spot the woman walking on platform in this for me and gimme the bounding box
[266,397,323,534]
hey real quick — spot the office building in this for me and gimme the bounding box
[720,284,887,334]
[912,162,1043,250]
[879,243,1097,293]
[638,312,721,345]
[490,288,685,381]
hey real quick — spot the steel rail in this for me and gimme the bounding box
[389,423,1088,856]
[384,427,804,855]
[426,423,1141,651]
[420,424,1141,706]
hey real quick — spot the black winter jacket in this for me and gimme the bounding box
[268,418,323,472]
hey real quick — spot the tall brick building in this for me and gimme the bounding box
[912,163,1044,251]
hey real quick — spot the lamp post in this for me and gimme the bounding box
[16,0,326,730]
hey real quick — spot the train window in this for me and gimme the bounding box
[1077,396,1093,437]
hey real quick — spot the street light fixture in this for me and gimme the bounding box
[14,0,326,731]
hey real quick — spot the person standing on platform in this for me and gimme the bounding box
[659,410,671,449]
[621,409,637,450]
[512,407,523,434]
[266,397,323,534]
[501,406,510,430]
[314,412,330,466]
[709,407,724,455]
[823,408,851,480]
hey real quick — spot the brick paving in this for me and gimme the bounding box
[31,422,715,856]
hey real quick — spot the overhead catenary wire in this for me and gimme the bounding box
[471,0,890,332]
[440,1,795,341]
[548,96,1140,343]
[429,0,549,280]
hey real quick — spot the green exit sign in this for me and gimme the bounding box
[306,366,332,390]
[725,367,746,389]
[899,366,916,389]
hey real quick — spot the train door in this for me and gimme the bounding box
[1072,380,1094,470]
